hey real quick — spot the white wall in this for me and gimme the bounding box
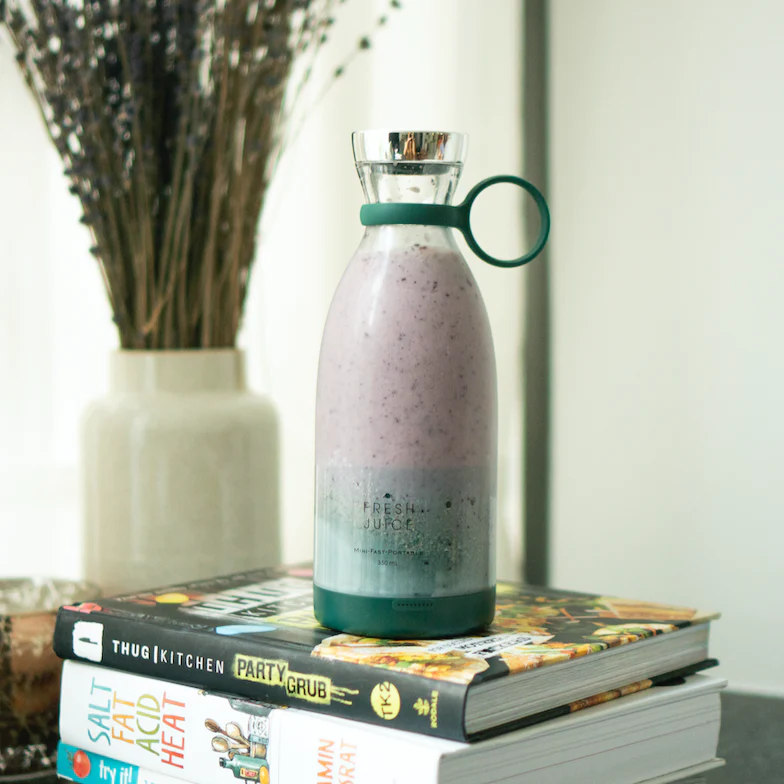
[0,47,115,576]
[549,0,784,693]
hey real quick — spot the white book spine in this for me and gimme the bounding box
[59,660,460,784]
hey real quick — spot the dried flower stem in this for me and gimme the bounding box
[2,0,402,349]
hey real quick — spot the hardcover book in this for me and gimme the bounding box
[58,663,726,784]
[53,564,718,741]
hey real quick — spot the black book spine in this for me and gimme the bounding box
[54,609,471,741]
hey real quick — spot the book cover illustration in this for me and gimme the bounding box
[309,582,713,684]
[59,710,274,783]
[63,565,714,682]
[55,564,717,739]
[59,666,271,783]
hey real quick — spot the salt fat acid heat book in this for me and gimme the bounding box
[53,565,719,741]
[57,664,726,784]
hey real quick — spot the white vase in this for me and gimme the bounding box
[81,349,280,595]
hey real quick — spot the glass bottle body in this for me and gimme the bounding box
[314,155,497,637]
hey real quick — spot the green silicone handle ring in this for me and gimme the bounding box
[359,174,550,268]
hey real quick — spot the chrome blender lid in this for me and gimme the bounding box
[352,130,468,164]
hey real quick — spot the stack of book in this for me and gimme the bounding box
[52,565,724,784]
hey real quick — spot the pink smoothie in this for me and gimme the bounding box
[316,244,497,469]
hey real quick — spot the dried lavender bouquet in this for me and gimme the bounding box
[1,0,396,349]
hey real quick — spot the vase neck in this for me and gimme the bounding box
[110,350,246,394]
